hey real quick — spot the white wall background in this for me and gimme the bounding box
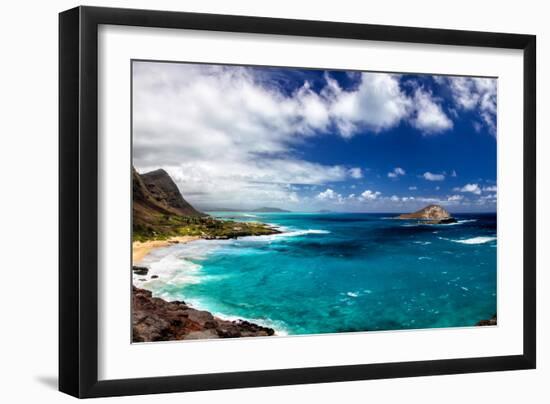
[0,0,546,402]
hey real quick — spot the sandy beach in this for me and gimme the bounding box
[132,235,201,264]
[132,234,279,340]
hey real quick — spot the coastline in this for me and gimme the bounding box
[132,231,281,341]
[133,286,275,342]
[132,216,496,340]
[132,235,201,264]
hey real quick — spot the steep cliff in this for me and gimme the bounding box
[132,167,279,241]
[140,169,204,217]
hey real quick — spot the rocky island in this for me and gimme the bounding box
[132,167,280,342]
[396,204,457,224]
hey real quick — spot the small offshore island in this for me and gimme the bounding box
[132,167,279,342]
[395,204,457,224]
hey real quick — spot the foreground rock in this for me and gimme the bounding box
[132,266,149,275]
[132,286,275,342]
[476,314,497,326]
[396,204,457,224]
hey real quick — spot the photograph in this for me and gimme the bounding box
[131,60,498,342]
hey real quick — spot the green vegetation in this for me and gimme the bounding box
[133,214,279,242]
[132,167,280,242]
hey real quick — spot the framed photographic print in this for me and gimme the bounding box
[59,6,536,398]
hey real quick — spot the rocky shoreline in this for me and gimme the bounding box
[132,286,275,342]
[131,167,281,341]
[476,314,497,326]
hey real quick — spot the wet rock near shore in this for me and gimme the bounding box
[132,266,149,275]
[476,314,497,326]
[132,286,275,342]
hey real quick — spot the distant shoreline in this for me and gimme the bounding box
[207,210,497,215]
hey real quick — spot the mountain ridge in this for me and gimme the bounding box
[132,167,280,241]
[251,207,290,213]
[133,167,206,239]
[140,168,204,217]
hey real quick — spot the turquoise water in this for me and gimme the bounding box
[135,212,497,335]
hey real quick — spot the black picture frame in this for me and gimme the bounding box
[59,5,536,398]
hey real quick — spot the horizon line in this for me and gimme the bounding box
[201,209,497,214]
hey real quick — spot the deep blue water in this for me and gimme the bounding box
[135,212,497,335]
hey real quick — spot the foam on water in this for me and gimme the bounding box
[135,240,233,297]
[451,236,497,245]
[134,251,204,289]
[403,218,477,228]
[209,311,291,336]
[441,219,478,226]
[244,228,330,242]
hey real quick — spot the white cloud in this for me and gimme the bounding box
[394,194,463,206]
[483,185,497,192]
[478,192,497,205]
[441,76,497,135]
[387,167,406,178]
[390,195,400,202]
[132,62,473,209]
[451,170,457,177]
[454,183,482,195]
[410,88,453,134]
[360,190,382,201]
[348,167,363,179]
[329,73,412,137]
[416,197,443,204]
[423,172,445,181]
[329,74,454,137]
[447,194,464,202]
[408,186,417,191]
[316,188,343,203]
[133,62,373,208]
[288,192,299,203]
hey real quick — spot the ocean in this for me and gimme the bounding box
[135,212,497,336]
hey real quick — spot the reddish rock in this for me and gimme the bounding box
[476,314,497,326]
[132,286,275,342]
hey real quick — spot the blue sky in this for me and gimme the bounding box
[133,61,497,213]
